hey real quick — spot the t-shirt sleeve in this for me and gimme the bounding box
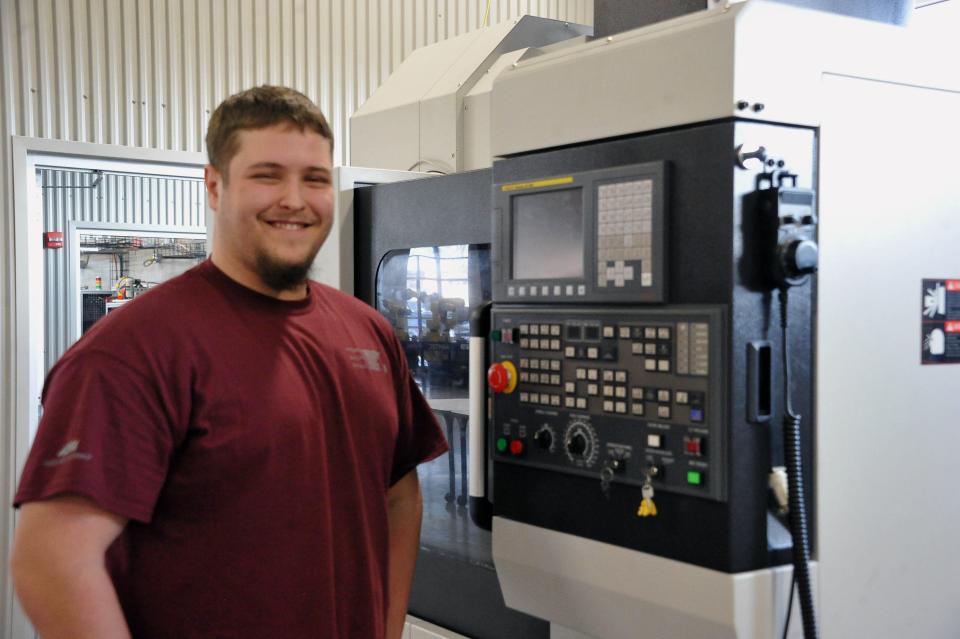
[388,337,449,487]
[13,349,178,523]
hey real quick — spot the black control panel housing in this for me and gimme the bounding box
[490,120,816,573]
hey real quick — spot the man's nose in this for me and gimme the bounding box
[278,178,306,210]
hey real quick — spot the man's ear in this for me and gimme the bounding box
[204,164,222,212]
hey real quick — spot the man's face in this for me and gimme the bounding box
[205,124,333,296]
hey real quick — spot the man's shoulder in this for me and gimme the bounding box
[79,264,212,342]
[311,281,379,315]
[117,262,209,310]
[309,281,395,334]
[52,265,214,382]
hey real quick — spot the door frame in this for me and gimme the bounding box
[4,136,205,639]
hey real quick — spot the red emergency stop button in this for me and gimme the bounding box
[487,360,518,394]
[509,439,525,456]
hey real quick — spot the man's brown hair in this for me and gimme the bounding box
[205,85,334,179]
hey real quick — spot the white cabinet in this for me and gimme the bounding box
[404,615,471,639]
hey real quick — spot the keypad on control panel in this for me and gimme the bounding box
[518,324,564,352]
[494,311,720,499]
[492,308,724,497]
[511,320,709,425]
[597,179,655,289]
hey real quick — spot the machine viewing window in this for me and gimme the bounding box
[511,188,584,280]
[375,243,492,563]
[376,244,490,400]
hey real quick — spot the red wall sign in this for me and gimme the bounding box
[44,232,64,249]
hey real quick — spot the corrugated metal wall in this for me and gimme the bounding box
[39,170,206,228]
[2,0,592,163]
[39,168,206,371]
[0,2,594,635]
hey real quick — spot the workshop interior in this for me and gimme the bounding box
[2,1,958,638]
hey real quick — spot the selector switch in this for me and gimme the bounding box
[535,428,554,450]
[563,420,598,466]
[567,433,587,456]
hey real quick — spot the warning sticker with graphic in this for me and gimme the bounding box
[921,279,960,365]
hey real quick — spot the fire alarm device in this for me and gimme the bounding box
[44,232,64,249]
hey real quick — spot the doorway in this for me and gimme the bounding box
[4,138,206,639]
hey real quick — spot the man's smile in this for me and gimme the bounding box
[262,219,315,231]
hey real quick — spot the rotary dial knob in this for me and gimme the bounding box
[567,433,587,456]
[784,239,819,276]
[563,420,598,467]
[535,427,554,451]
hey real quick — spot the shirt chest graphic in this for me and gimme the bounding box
[345,347,388,373]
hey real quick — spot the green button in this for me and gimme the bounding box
[496,437,509,453]
[687,471,703,485]
[491,329,502,342]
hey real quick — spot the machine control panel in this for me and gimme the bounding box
[492,162,668,305]
[489,305,726,501]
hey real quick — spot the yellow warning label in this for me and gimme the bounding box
[501,176,574,192]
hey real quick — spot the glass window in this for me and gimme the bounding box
[376,244,491,562]
[378,244,490,401]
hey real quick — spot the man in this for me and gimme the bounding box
[11,85,448,638]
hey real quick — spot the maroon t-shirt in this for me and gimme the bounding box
[15,260,448,638]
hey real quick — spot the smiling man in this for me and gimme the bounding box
[10,86,448,639]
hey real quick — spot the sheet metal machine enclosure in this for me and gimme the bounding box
[488,119,815,573]
[353,171,550,639]
[349,118,816,637]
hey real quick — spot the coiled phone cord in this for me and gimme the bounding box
[779,287,819,639]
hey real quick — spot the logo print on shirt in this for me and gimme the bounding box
[57,440,80,457]
[346,348,387,373]
[43,439,93,467]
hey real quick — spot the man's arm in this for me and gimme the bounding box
[10,495,130,639]
[385,470,423,639]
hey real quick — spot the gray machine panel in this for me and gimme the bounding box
[490,305,726,501]
[492,161,667,305]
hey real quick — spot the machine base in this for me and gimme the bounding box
[493,517,815,639]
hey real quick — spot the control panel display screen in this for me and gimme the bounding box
[493,161,667,304]
[511,188,584,280]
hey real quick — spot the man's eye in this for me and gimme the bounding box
[305,175,331,184]
[252,173,279,180]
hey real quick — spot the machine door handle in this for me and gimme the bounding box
[468,302,493,529]
[747,340,772,423]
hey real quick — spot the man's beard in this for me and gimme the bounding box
[254,250,313,293]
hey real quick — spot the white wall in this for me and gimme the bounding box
[0,1,594,636]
